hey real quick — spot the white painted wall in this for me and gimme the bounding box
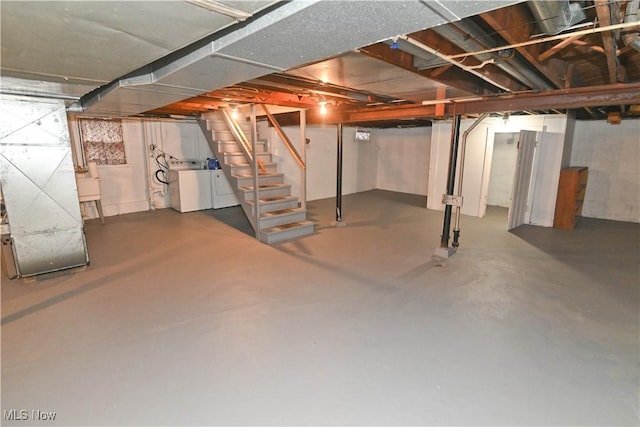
[143,119,212,210]
[486,132,518,207]
[69,117,212,218]
[428,115,567,227]
[69,118,150,218]
[67,114,639,226]
[376,127,430,196]
[269,124,378,201]
[570,118,640,223]
[427,118,495,216]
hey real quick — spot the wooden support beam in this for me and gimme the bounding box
[539,34,584,62]
[594,0,619,84]
[565,63,575,89]
[435,87,446,117]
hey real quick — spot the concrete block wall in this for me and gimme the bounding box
[376,126,431,196]
[570,119,640,223]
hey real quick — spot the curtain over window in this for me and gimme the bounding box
[79,119,126,165]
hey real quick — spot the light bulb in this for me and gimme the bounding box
[319,103,327,115]
[231,108,239,119]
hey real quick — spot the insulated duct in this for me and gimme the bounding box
[528,0,588,35]
[623,0,640,52]
[0,95,89,277]
[80,0,521,116]
[432,21,554,90]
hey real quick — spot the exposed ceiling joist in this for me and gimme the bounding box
[480,5,568,89]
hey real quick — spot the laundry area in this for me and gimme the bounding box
[1,0,640,425]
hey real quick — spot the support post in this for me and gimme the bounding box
[250,104,260,240]
[437,115,461,257]
[336,123,343,224]
[300,109,307,211]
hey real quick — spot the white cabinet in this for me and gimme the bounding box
[169,169,238,213]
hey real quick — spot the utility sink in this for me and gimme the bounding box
[76,177,101,201]
[76,176,105,223]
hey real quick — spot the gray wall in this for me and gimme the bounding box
[570,118,640,223]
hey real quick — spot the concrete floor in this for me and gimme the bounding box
[2,190,638,426]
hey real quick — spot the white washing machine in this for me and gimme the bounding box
[168,169,212,213]
[168,167,239,213]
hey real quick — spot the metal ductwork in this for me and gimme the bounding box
[384,39,451,70]
[623,0,640,52]
[431,21,554,90]
[80,0,521,116]
[0,95,89,277]
[528,0,588,35]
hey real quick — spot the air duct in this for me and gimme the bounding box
[528,0,587,35]
[80,0,521,116]
[623,0,640,52]
[432,22,554,90]
[0,95,89,277]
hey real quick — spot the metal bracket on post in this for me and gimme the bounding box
[442,194,463,207]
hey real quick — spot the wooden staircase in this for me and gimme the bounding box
[198,111,314,244]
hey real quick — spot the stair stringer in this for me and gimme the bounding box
[197,115,258,231]
[197,112,315,244]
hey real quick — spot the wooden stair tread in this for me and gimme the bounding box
[247,196,296,204]
[261,196,293,202]
[231,161,276,166]
[239,183,289,190]
[262,221,314,232]
[261,208,299,217]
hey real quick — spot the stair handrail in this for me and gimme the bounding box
[220,109,253,161]
[260,104,306,170]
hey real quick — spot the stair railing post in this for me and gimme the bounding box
[250,104,260,239]
[300,109,307,211]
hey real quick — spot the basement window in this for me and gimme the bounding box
[79,119,127,165]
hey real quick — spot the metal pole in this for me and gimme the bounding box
[300,109,307,211]
[250,104,260,239]
[336,123,343,223]
[440,115,461,248]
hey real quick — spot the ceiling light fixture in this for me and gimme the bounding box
[319,102,327,115]
[185,0,252,20]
